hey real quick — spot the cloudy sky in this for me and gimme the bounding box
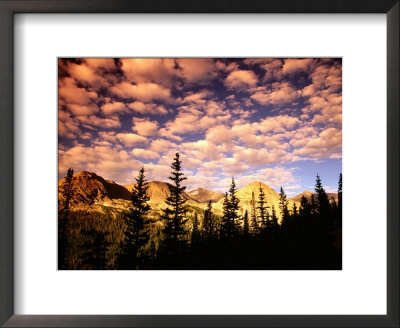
[58,58,342,195]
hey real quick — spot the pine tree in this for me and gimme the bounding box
[292,202,298,217]
[229,178,240,226]
[203,200,213,237]
[257,184,269,229]
[271,205,278,227]
[310,194,317,215]
[220,178,240,238]
[59,168,74,269]
[243,210,249,236]
[161,153,189,252]
[315,174,330,216]
[191,212,200,246]
[279,186,290,225]
[300,195,311,217]
[120,166,151,269]
[62,168,74,220]
[250,191,258,233]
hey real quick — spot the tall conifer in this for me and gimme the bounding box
[243,210,249,236]
[161,153,189,251]
[250,191,258,233]
[315,174,330,216]
[203,200,213,237]
[257,184,269,229]
[120,166,151,269]
[220,178,240,238]
[279,186,289,225]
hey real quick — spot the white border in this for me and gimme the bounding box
[14,14,387,315]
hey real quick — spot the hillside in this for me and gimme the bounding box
[59,172,305,221]
[213,181,300,222]
[124,181,199,207]
[58,171,201,212]
[58,171,131,209]
[187,188,225,203]
[291,190,338,203]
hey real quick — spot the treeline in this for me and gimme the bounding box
[58,153,342,270]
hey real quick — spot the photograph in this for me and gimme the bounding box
[58,58,342,270]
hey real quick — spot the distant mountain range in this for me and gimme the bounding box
[58,171,337,220]
[187,188,225,203]
[212,181,299,220]
[290,190,339,203]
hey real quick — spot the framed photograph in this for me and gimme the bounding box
[57,56,343,271]
[0,1,398,327]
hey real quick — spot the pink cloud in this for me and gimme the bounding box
[65,103,99,117]
[132,148,160,159]
[101,101,126,115]
[250,82,300,105]
[132,118,159,137]
[224,70,258,90]
[234,148,287,167]
[293,127,342,159]
[85,58,116,70]
[59,77,98,106]
[110,82,171,102]
[182,90,213,104]
[127,101,168,115]
[282,58,314,74]
[66,62,109,87]
[59,144,142,185]
[148,139,177,153]
[144,163,173,182]
[205,124,233,146]
[58,116,80,139]
[232,166,298,191]
[258,115,300,133]
[175,59,218,83]
[220,157,250,176]
[309,62,342,92]
[120,58,177,87]
[244,58,283,81]
[181,140,222,161]
[116,133,148,147]
[98,131,117,143]
[76,115,121,129]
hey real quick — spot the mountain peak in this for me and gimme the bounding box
[74,170,96,177]
[241,181,276,194]
[58,170,131,207]
[213,180,300,222]
[188,188,224,203]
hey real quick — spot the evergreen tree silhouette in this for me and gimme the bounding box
[299,195,311,217]
[81,228,111,270]
[159,153,189,264]
[59,168,74,269]
[62,168,74,220]
[310,194,317,215]
[243,210,249,236]
[191,212,200,245]
[292,202,298,217]
[221,193,230,238]
[315,174,330,216]
[279,187,290,225]
[250,191,258,233]
[271,205,278,227]
[220,178,240,238]
[119,167,151,269]
[257,184,269,229]
[203,200,213,237]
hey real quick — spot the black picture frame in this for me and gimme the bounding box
[0,1,398,327]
